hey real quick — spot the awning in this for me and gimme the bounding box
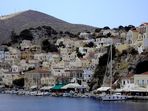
[61,83,82,89]
[30,85,37,89]
[51,84,65,90]
[96,87,111,92]
[114,87,148,92]
[40,86,52,90]
[129,87,148,92]
[114,88,129,92]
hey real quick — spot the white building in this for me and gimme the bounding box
[20,40,32,50]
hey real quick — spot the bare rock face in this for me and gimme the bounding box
[0,10,95,44]
[89,48,148,90]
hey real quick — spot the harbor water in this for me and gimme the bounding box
[0,94,148,111]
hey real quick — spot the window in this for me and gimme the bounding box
[127,80,129,84]
[142,80,144,85]
[123,81,125,85]
[137,80,140,85]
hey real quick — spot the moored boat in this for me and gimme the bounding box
[101,93,127,101]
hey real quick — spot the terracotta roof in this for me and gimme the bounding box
[26,68,50,73]
[131,29,138,32]
[141,72,148,75]
[140,23,148,26]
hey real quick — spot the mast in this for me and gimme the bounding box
[110,40,112,94]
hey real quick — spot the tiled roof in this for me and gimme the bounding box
[26,68,49,73]
[140,23,148,26]
[134,72,148,75]
[131,29,138,32]
[141,72,148,75]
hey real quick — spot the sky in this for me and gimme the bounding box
[0,0,148,28]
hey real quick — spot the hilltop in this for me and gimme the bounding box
[0,10,95,44]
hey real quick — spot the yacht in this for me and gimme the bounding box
[101,41,127,101]
[101,93,127,101]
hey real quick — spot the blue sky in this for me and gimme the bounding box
[0,0,148,28]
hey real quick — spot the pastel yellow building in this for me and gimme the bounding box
[116,44,129,53]
[134,72,148,88]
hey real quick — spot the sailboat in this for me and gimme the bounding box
[101,41,127,101]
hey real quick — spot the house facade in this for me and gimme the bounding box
[134,72,148,88]
[24,68,54,89]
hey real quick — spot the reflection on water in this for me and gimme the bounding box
[0,94,148,111]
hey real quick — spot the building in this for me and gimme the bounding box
[20,40,32,50]
[134,72,148,88]
[65,68,84,85]
[126,29,139,45]
[0,51,5,61]
[51,61,65,77]
[11,65,21,73]
[120,73,134,89]
[0,62,11,72]
[139,23,148,37]
[24,68,54,89]
[2,72,23,86]
[21,50,34,60]
[83,68,93,83]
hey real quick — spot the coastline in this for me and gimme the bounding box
[2,89,148,101]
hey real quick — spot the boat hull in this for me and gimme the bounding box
[101,94,127,101]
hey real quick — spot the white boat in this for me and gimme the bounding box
[101,41,127,101]
[36,91,44,96]
[30,91,38,96]
[63,93,72,97]
[102,93,127,101]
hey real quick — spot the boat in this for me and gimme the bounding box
[101,41,127,101]
[63,92,72,97]
[102,93,127,101]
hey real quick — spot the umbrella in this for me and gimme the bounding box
[40,86,52,90]
[30,85,37,89]
[62,83,82,89]
[96,87,111,92]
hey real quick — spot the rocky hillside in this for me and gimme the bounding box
[89,47,148,91]
[0,10,96,44]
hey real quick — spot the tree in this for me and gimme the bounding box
[41,39,58,53]
[106,32,111,37]
[95,28,102,33]
[10,31,20,43]
[124,25,135,32]
[76,47,84,58]
[59,31,63,35]
[99,45,116,66]
[20,29,33,40]
[84,42,95,47]
[135,61,148,74]
[124,26,131,32]
[128,25,135,29]
[42,39,50,53]
[128,47,138,55]
[103,26,110,30]
[118,25,124,30]
[65,31,71,35]
[13,78,24,88]
[59,41,65,48]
